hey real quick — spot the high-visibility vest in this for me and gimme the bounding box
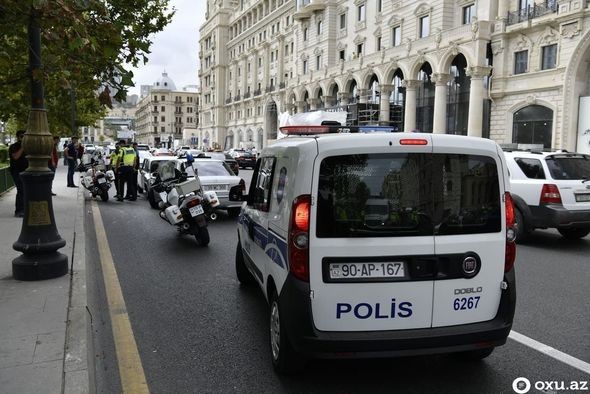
[110,152,119,167]
[119,147,136,166]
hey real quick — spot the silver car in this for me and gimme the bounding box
[139,156,174,208]
[172,158,246,216]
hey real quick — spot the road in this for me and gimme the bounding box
[85,169,590,393]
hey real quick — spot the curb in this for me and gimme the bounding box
[63,186,91,393]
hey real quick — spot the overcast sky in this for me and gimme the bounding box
[127,0,207,97]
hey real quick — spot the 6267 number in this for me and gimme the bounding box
[453,296,480,311]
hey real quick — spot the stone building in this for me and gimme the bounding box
[198,0,590,153]
[134,72,199,148]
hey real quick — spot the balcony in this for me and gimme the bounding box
[244,92,251,99]
[279,81,286,89]
[293,0,327,20]
[226,97,232,104]
[266,85,276,93]
[254,89,261,96]
[507,1,558,26]
[235,94,241,101]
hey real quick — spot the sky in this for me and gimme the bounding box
[127,0,207,97]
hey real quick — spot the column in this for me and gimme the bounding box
[337,92,350,105]
[295,101,306,113]
[497,0,509,20]
[357,89,371,104]
[402,80,419,132]
[379,84,394,124]
[432,73,452,134]
[277,37,285,87]
[322,95,335,108]
[308,98,320,111]
[466,66,491,138]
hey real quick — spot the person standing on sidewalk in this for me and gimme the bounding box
[65,136,79,187]
[9,130,28,217]
[48,135,59,196]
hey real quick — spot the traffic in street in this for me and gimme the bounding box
[85,168,590,393]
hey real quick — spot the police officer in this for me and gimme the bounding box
[110,143,121,199]
[116,140,137,201]
[126,142,140,200]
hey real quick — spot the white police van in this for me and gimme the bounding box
[235,125,517,373]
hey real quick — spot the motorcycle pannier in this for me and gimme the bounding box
[176,178,200,196]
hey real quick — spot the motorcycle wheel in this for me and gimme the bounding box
[100,190,109,202]
[195,226,210,247]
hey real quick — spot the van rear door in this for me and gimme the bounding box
[309,134,435,332]
[431,137,505,327]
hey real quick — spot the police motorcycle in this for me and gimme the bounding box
[151,154,219,246]
[80,153,114,202]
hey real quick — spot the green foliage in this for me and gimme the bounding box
[0,0,174,133]
[0,144,8,164]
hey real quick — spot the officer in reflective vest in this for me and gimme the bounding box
[116,140,137,201]
[110,143,121,198]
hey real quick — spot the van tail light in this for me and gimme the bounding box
[399,138,428,145]
[540,184,562,204]
[289,195,311,282]
[504,192,516,273]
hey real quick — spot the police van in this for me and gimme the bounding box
[235,125,517,373]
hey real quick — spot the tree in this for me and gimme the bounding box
[0,0,174,135]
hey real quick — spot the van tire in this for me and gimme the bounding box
[454,347,494,361]
[558,228,590,240]
[235,242,255,285]
[515,209,531,242]
[269,291,304,374]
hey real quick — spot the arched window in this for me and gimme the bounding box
[416,63,434,133]
[513,105,553,148]
[446,55,470,135]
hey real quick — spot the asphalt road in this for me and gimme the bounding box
[86,170,590,393]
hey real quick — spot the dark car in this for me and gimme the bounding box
[197,152,239,175]
[234,151,256,169]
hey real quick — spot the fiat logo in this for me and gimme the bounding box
[462,256,478,275]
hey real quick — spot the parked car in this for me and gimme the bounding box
[140,156,174,207]
[199,152,239,175]
[234,150,256,169]
[153,148,175,156]
[503,148,590,240]
[137,150,152,167]
[165,158,246,216]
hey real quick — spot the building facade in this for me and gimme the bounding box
[198,0,590,153]
[134,72,200,148]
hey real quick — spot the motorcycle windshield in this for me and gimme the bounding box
[159,161,177,181]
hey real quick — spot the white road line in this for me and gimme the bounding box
[510,330,590,375]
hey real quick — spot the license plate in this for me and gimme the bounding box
[575,193,590,202]
[189,204,204,217]
[204,184,228,191]
[329,262,405,280]
[97,177,106,184]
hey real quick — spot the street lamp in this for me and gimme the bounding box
[12,7,68,280]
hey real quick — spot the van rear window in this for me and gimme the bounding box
[316,153,501,237]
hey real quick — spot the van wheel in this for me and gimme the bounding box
[558,228,590,239]
[454,347,494,361]
[235,242,255,285]
[514,209,531,242]
[269,291,305,374]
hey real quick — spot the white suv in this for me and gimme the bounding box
[235,128,517,373]
[503,149,590,241]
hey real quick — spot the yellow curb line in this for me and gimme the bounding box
[91,201,149,393]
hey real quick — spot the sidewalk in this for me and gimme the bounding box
[0,163,89,393]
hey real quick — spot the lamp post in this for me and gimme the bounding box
[12,7,68,280]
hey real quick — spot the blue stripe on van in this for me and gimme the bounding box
[266,230,287,269]
[239,214,287,270]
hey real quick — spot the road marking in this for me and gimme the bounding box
[510,330,590,375]
[92,201,150,393]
